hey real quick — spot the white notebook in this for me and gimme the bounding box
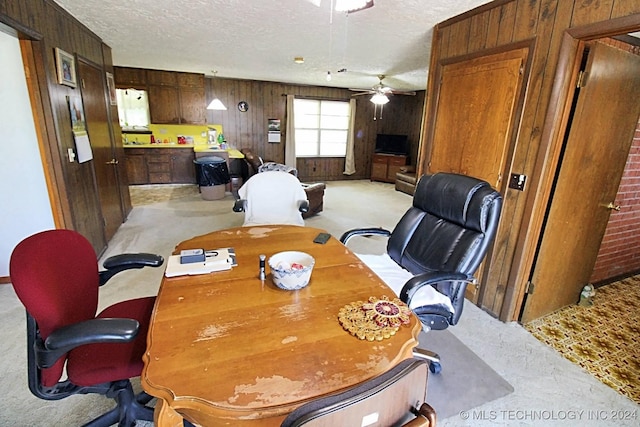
[165,248,236,277]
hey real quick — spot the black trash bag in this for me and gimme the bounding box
[194,156,231,186]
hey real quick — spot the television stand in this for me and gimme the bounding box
[370,153,407,183]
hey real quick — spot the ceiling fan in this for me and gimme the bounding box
[350,75,416,105]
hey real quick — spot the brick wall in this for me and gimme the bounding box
[590,116,640,283]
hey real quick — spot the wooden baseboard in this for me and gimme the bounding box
[593,269,640,288]
[0,276,11,285]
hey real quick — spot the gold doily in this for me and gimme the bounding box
[338,296,412,341]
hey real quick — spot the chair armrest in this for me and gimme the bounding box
[403,402,437,427]
[399,271,475,307]
[233,199,247,212]
[37,318,139,368]
[99,253,164,285]
[399,165,416,174]
[298,199,309,213]
[339,227,391,244]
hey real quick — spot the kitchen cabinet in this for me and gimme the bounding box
[125,152,148,185]
[148,71,205,124]
[148,85,180,124]
[125,148,196,184]
[177,72,204,87]
[114,67,206,125]
[147,69,178,86]
[114,67,147,89]
[177,72,206,124]
[178,86,206,124]
[171,150,198,183]
[370,153,407,183]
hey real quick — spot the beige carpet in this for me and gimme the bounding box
[2,181,638,426]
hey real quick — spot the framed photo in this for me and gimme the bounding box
[68,95,86,133]
[55,47,77,88]
[268,119,281,143]
[106,72,117,105]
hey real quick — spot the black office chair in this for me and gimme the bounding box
[281,357,436,427]
[9,229,164,427]
[341,173,502,373]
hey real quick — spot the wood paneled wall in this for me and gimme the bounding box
[1,0,120,254]
[423,0,640,320]
[0,0,424,257]
[206,77,425,182]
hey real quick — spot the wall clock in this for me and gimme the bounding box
[237,101,249,112]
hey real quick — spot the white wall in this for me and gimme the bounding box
[0,31,55,277]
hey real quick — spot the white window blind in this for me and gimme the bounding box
[116,89,150,128]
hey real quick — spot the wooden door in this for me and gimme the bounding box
[78,60,124,241]
[428,47,529,303]
[521,41,640,323]
[429,48,527,188]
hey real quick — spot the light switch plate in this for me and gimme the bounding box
[509,173,526,191]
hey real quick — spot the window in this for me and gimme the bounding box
[294,99,350,157]
[116,89,150,129]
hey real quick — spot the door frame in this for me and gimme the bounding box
[501,13,640,322]
[0,18,71,230]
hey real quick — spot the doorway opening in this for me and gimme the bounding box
[520,26,640,403]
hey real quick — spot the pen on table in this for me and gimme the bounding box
[259,254,266,281]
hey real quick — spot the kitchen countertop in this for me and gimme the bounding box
[123,144,244,158]
[123,143,195,149]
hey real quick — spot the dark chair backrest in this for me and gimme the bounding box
[387,173,502,324]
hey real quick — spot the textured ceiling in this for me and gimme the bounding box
[53,0,491,92]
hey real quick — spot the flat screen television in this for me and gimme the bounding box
[375,134,409,156]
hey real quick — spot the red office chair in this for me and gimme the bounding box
[9,229,164,427]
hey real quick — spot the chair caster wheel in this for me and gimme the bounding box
[429,362,442,374]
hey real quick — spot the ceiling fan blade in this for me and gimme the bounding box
[350,92,373,97]
[389,90,416,96]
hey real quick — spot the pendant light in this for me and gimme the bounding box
[207,71,227,110]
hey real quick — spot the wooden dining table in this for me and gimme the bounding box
[142,225,422,426]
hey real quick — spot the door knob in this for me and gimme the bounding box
[602,202,621,211]
[106,159,119,165]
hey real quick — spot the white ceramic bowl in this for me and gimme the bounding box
[268,251,315,290]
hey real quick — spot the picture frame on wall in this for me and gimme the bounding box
[55,47,77,88]
[106,72,117,105]
[268,118,281,143]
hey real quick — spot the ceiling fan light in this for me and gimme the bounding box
[206,98,227,110]
[370,93,389,105]
[335,0,374,13]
